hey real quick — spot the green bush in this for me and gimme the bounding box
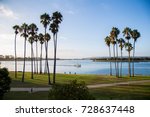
[48,80,95,100]
[0,68,11,99]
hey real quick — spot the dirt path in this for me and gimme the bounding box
[10,80,150,92]
[87,80,150,88]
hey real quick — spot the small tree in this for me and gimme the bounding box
[48,80,95,100]
[0,68,11,99]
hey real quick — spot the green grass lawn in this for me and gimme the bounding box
[90,82,150,100]
[9,72,150,87]
[3,72,150,100]
[4,91,49,100]
[4,82,150,100]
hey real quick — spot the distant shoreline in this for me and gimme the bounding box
[0,57,150,62]
[92,59,150,62]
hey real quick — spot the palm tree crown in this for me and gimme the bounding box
[49,22,59,34]
[111,27,120,38]
[52,11,63,24]
[105,36,111,47]
[131,29,140,42]
[28,23,38,36]
[40,13,51,29]
[122,27,132,40]
[118,38,125,51]
[38,33,44,44]
[45,33,51,42]
[125,43,133,52]
[20,23,29,38]
[13,25,20,34]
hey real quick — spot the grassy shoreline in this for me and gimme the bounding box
[9,72,150,87]
[3,72,150,100]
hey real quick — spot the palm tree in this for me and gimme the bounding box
[104,36,112,76]
[40,13,51,75]
[118,38,125,77]
[28,23,38,79]
[125,42,133,77]
[50,11,63,84]
[111,27,120,77]
[13,25,20,78]
[123,27,132,77]
[38,33,44,74]
[110,35,116,77]
[131,29,140,77]
[20,23,29,82]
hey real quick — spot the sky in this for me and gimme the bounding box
[0,0,150,59]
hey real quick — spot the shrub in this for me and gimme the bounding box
[0,68,11,99]
[48,80,95,100]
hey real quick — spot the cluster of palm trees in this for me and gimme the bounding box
[104,27,140,77]
[13,11,63,85]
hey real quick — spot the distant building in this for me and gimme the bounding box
[5,55,14,59]
[0,55,4,58]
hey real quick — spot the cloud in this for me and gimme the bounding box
[0,5,18,19]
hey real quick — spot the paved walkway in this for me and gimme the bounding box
[10,80,150,92]
[88,80,150,89]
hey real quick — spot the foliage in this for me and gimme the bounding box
[48,80,95,100]
[0,68,11,99]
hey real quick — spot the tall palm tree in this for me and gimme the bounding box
[131,29,140,77]
[40,13,51,75]
[38,33,44,74]
[111,27,120,77]
[123,27,132,77]
[104,36,112,76]
[110,35,116,77]
[44,33,51,85]
[28,23,38,79]
[13,25,20,78]
[118,38,125,77]
[20,23,29,82]
[125,42,133,77]
[50,11,63,84]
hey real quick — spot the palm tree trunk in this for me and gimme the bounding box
[120,50,123,77]
[44,41,47,73]
[109,46,112,76]
[40,44,42,74]
[14,34,17,78]
[31,44,33,79]
[113,45,117,77]
[36,42,38,74]
[116,42,119,77]
[33,49,36,74]
[44,28,47,74]
[36,41,38,74]
[127,40,131,77]
[22,38,26,82]
[132,41,135,77]
[128,51,131,77]
[46,41,51,85]
[53,33,57,84]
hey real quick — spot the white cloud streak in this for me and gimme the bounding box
[0,5,18,19]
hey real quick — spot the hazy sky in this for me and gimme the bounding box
[0,0,150,58]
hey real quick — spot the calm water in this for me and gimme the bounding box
[1,60,150,75]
